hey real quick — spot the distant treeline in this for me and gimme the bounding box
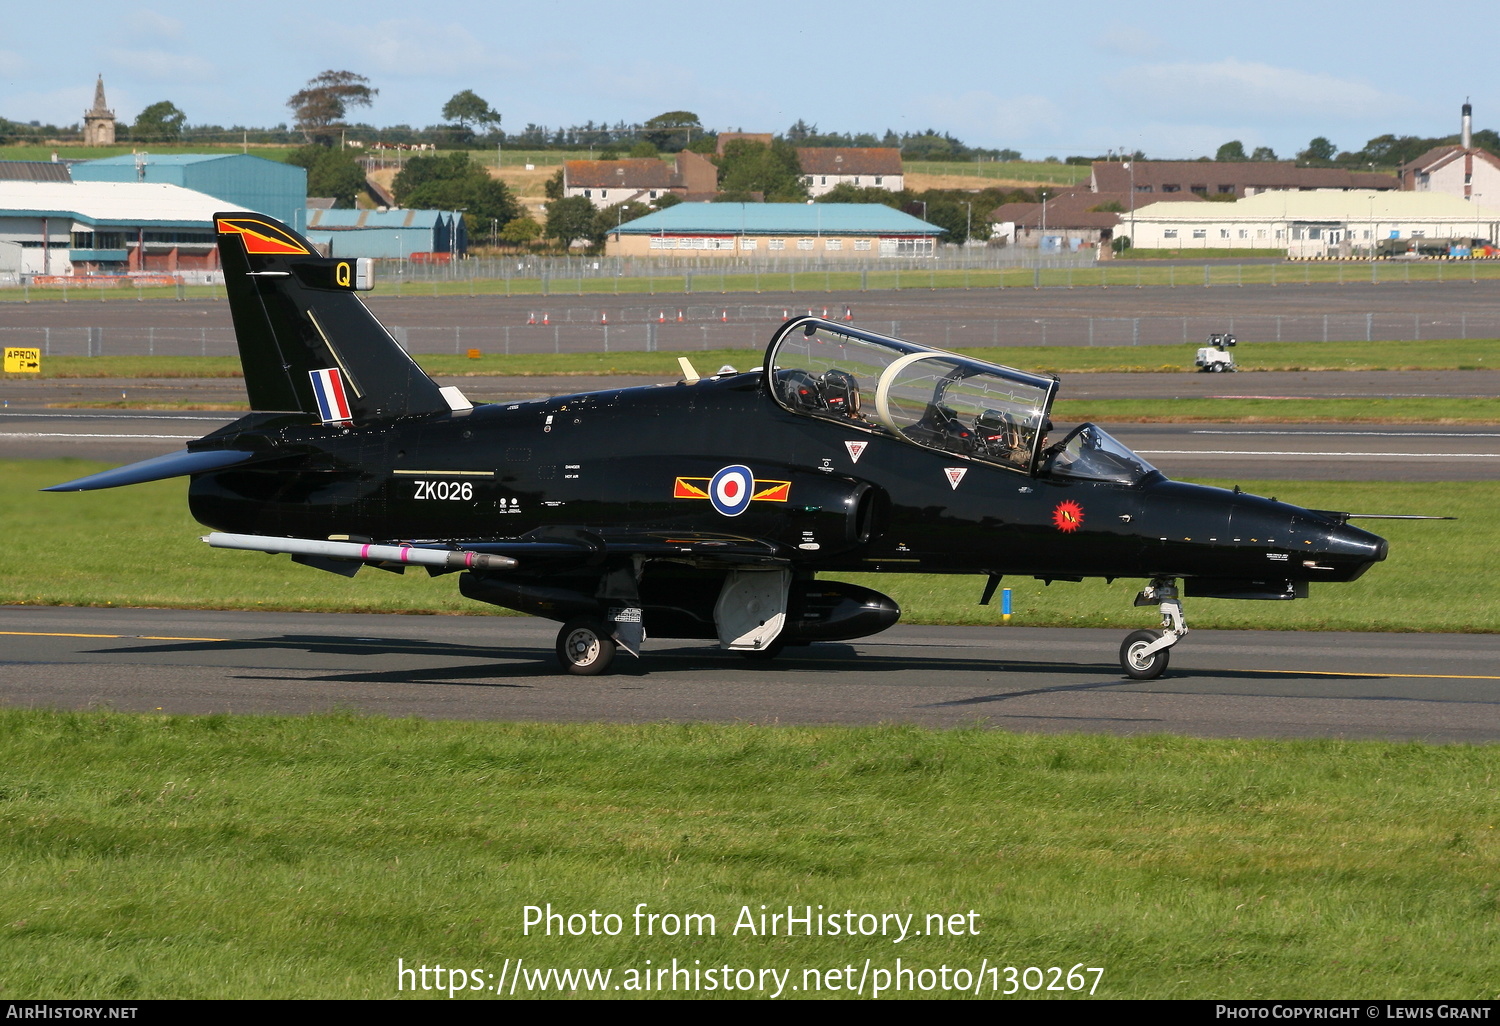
[0,116,1020,161]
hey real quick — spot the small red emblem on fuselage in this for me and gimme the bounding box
[1052,500,1085,533]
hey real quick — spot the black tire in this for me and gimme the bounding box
[556,619,616,676]
[1120,629,1170,680]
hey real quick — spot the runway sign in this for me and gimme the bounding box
[4,347,40,373]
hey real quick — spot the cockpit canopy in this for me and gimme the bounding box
[766,319,1059,474]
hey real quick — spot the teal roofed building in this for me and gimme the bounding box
[302,208,467,260]
[605,203,942,258]
[71,153,306,228]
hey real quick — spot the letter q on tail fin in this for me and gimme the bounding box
[215,211,455,422]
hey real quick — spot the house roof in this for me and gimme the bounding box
[612,202,942,235]
[0,161,71,183]
[1091,160,1398,193]
[1131,189,1500,223]
[1399,145,1500,177]
[797,147,903,176]
[565,159,676,189]
[989,189,1201,228]
[81,152,256,167]
[0,180,224,226]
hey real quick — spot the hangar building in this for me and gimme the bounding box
[302,208,467,259]
[0,179,224,277]
[71,153,306,228]
[1126,190,1500,257]
[603,203,942,258]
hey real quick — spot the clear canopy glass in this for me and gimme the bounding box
[767,319,1059,473]
[1042,423,1159,485]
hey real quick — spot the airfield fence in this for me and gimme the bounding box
[5,255,1500,300]
[7,308,1499,359]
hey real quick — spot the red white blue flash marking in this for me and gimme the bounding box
[309,368,353,424]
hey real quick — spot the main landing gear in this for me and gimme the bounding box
[1119,577,1186,680]
[556,618,616,676]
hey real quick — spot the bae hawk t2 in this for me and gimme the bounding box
[48,212,1390,679]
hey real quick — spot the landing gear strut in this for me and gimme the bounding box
[1120,577,1186,680]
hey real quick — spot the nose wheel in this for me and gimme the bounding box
[1121,630,1170,679]
[1120,578,1186,680]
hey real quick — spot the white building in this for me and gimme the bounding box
[0,180,225,278]
[1126,190,1500,258]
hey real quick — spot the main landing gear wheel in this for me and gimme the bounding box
[1120,630,1170,680]
[556,619,616,676]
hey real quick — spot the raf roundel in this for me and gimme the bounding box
[708,465,755,517]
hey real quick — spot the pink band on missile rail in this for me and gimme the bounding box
[400,545,412,563]
[464,552,476,567]
[360,544,372,559]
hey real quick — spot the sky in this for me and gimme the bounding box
[2,1,1491,161]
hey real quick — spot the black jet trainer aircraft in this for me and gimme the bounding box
[47,212,1391,679]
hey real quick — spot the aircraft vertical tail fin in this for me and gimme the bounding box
[214,211,451,421]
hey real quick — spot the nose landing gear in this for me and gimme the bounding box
[1120,577,1186,680]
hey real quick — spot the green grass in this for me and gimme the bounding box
[6,254,1499,306]
[1,710,1497,999]
[0,143,303,162]
[1051,397,1500,424]
[4,463,1489,632]
[904,159,1092,185]
[7,338,1499,383]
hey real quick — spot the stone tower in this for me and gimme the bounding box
[82,75,116,146]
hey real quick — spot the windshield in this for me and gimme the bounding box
[1044,423,1158,485]
[768,319,1058,472]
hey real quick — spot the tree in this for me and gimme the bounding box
[713,140,808,203]
[545,196,597,247]
[286,145,367,207]
[132,101,186,142]
[287,70,377,145]
[1250,145,1278,161]
[499,215,542,246]
[642,110,702,152]
[1297,136,1337,163]
[393,152,518,232]
[591,201,651,245]
[441,90,501,133]
[1215,140,1247,162]
[628,140,659,159]
[544,169,564,200]
[286,144,369,207]
[814,182,902,208]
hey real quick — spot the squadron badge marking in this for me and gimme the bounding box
[1052,500,1085,533]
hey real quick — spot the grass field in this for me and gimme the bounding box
[6,338,1500,383]
[5,253,1500,305]
[2,710,1496,999]
[3,462,1487,632]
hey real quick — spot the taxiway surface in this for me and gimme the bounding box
[3,607,1497,742]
